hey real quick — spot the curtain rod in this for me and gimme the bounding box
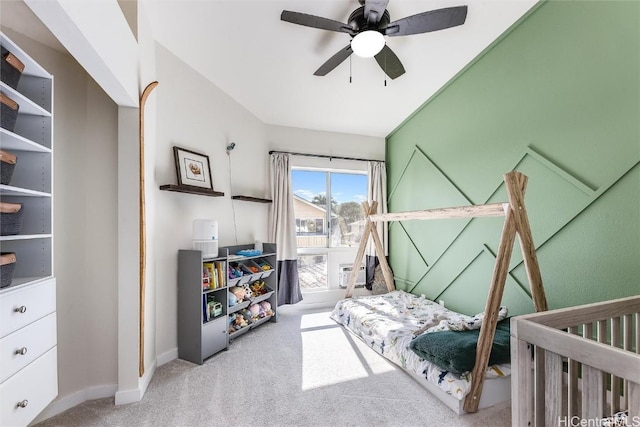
[268,150,384,163]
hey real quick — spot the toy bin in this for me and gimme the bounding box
[0,252,17,288]
[0,93,19,132]
[1,46,25,89]
[0,149,17,185]
[253,259,274,278]
[0,202,23,235]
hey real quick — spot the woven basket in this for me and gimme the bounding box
[0,202,23,235]
[0,149,17,185]
[1,46,25,90]
[0,252,17,288]
[1,93,19,132]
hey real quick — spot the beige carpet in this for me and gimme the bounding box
[34,304,511,427]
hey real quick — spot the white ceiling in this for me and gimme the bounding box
[4,0,539,138]
[144,0,538,137]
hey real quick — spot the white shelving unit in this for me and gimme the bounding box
[0,31,57,427]
[1,31,53,285]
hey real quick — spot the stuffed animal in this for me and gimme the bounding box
[249,303,260,319]
[242,283,253,299]
[239,308,253,324]
[234,313,248,329]
[250,280,267,296]
[228,314,238,333]
[228,264,243,279]
[259,301,273,317]
[228,292,238,306]
[230,286,246,302]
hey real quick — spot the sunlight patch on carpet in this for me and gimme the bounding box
[299,311,336,329]
[300,315,395,391]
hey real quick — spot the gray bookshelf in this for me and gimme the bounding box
[177,243,277,365]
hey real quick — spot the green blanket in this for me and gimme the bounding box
[408,317,511,375]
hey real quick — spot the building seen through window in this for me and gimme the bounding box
[291,169,367,290]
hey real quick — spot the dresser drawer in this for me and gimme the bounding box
[0,312,57,383]
[0,279,56,338]
[0,347,57,427]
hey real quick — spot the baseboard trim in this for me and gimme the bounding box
[33,353,174,423]
[157,347,178,367]
[32,384,117,424]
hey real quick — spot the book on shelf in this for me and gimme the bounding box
[203,261,225,289]
[216,261,225,288]
[202,296,209,322]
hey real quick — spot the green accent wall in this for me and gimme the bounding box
[385,1,639,316]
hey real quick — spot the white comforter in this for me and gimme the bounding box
[330,290,510,400]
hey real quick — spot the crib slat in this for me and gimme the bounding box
[629,382,639,422]
[512,337,534,427]
[623,315,633,410]
[611,317,621,412]
[545,351,563,426]
[535,347,546,425]
[568,326,579,418]
[582,365,605,420]
[635,313,639,354]
[597,320,609,414]
[584,322,593,340]
[597,320,607,343]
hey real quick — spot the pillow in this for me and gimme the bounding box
[409,317,511,375]
[411,306,509,336]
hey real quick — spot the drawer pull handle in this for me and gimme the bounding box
[15,347,28,355]
[17,400,28,408]
[14,306,27,314]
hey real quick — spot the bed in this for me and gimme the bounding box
[331,290,513,414]
[511,295,640,427]
[340,171,549,413]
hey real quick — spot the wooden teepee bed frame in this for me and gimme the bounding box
[342,171,549,413]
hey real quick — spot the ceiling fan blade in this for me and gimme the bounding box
[281,10,355,35]
[374,45,405,79]
[384,6,468,37]
[314,45,353,76]
[364,0,389,25]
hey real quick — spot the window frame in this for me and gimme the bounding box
[291,166,368,250]
[290,162,369,292]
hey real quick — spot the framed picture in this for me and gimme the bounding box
[173,146,213,189]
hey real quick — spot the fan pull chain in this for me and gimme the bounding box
[384,46,387,87]
[349,54,352,83]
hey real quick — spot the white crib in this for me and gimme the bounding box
[511,295,640,426]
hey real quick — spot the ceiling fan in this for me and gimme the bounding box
[281,0,468,80]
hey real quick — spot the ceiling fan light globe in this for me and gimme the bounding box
[351,30,385,58]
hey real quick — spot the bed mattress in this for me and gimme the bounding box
[330,290,510,400]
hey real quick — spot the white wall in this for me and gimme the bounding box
[266,125,384,162]
[151,43,387,357]
[153,43,271,358]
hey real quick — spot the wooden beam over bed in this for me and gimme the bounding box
[368,202,509,222]
[344,171,549,413]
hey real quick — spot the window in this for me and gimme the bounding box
[292,169,367,248]
[292,168,367,291]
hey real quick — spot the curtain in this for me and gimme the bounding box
[365,161,388,289]
[269,153,303,305]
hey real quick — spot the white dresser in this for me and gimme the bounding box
[0,279,57,426]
